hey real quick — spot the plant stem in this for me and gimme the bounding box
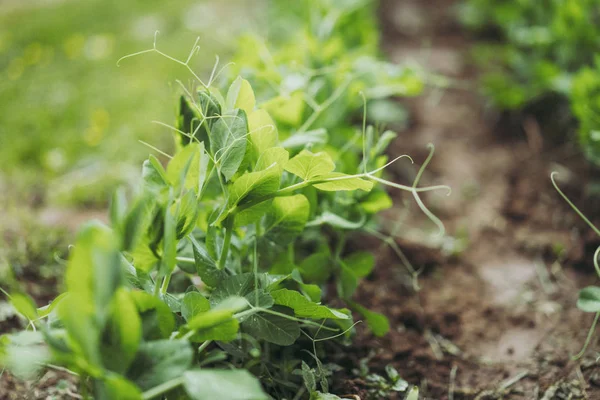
[160,273,171,295]
[218,217,234,270]
[141,376,185,400]
[198,340,212,353]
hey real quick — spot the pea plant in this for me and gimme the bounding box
[0,57,447,398]
[552,173,600,359]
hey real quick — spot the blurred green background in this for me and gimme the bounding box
[0,0,265,207]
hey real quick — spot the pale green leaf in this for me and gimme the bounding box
[248,109,278,162]
[226,77,256,114]
[577,286,600,312]
[312,172,373,192]
[285,150,335,181]
[263,195,309,244]
[183,369,267,400]
[271,289,348,320]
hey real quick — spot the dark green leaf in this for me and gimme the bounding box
[242,307,300,346]
[127,339,192,391]
[271,289,348,320]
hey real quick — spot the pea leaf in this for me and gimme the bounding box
[183,369,268,400]
[0,331,50,380]
[285,150,335,181]
[577,286,600,312]
[228,168,281,209]
[130,291,175,340]
[101,289,141,374]
[181,292,211,322]
[98,376,142,400]
[242,306,300,346]
[166,142,207,195]
[262,91,305,126]
[226,76,256,114]
[343,252,375,278]
[271,289,348,320]
[361,190,393,214]
[142,155,169,192]
[210,274,256,306]
[248,109,278,163]
[121,194,155,252]
[190,236,224,288]
[211,109,249,181]
[159,206,177,277]
[263,195,310,244]
[351,303,389,337]
[299,252,332,284]
[10,293,38,321]
[255,147,289,172]
[313,172,373,192]
[126,339,192,391]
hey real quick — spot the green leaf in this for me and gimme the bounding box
[57,293,102,368]
[285,150,335,181]
[361,190,393,214]
[10,293,38,321]
[101,289,141,374]
[312,172,373,192]
[302,361,316,393]
[271,289,348,320]
[172,190,200,239]
[210,273,256,306]
[245,289,274,308]
[281,128,328,149]
[352,303,389,337]
[577,286,600,312]
[262,91,305,126]
[228,168,281,209]
[211,109,248,181]
[343,252,375,278]
[98,376,142,400]
[122,194,155,252]
[255,147,289,172]
[181,292,211,322]
[126,339,192,391]
[183,369,268,400]
[190,236,224,288]
[248,109,278,163]
[263,195,310,244]
[186,308,237,332]
[406,386,420,400]
[66,221,121,306]
[299,252,332,284]
[242,307,300,346]
[166,142,207,195]
[226,77,256,114]
[338,263,358,299]
[130,291,175,340]
[142,155,169,192]
[159,206,177,277]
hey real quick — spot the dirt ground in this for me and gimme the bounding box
[332,1,600,399]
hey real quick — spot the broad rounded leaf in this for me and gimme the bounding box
[577,286,600,312]
[183,369,267,400]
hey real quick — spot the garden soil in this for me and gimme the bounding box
[332,1,600,399]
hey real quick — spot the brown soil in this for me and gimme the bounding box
[332,1,600,399]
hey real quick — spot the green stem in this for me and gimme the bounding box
[160,274,172,295]
[141,376,185,400]
[218,217,234,270]
[198,340,212,353]
[573,312,600,360]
